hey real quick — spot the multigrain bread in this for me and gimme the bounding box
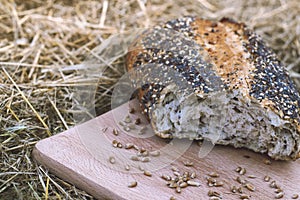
[126,16,300,160]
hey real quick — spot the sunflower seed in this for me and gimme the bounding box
[128,181,137,188]
[292,194,299,199]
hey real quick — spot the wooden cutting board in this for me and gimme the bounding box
[33,100,300,200]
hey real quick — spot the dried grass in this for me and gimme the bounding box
[0,0,299,199]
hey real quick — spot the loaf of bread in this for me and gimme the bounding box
[126,16,300,160]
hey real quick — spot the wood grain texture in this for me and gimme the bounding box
[33,100,300,200]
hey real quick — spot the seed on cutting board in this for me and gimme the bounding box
[138,165,145,171]
[237,186,243,193]
[124,126,131,132]
[102,127,108,132]
[190,172,196,179]
[124,115,132,123]
[129,107,135,114]
[109,156,115,164]
[141,157,150,162]
[183,160,194,167]
[235,166,242,173]
[214,181,224,187]
[208,172,220,178]
[125,143,134,149]
[209,197,221,200]
[275,188,283,193]
[161,175,171,181]
[125,165,130,171]
[170,196,176,200]
[247,175,256,179]
[264,175,270,182]
[179,182,188,188]
[117,143,123,148]
[175,186,181,193]
[118,121,125,126]
[245,183,255,192]
[143,170,152,177]
[292,194,299,199]
[270,180,278,188]
[171,166,179,172]
[275,192,284,199]
[130,155,140,161]
[173,171,180,176]
[208,190,221,197]
[149,150,160,157]
[239,167,246,175]
[263,159,272,165]
[128,181,137,188]
[112,128,119,136]
[187,180,201,187]
[240,194,250,200]
[135,118,141,125]
[231,185,237,193]
[128,124,136,129]
[236,176,246,185]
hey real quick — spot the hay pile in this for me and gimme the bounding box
[0,0,299,199]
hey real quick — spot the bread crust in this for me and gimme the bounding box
[126,17,300,160]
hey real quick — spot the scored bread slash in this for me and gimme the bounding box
[128,181,137,188]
